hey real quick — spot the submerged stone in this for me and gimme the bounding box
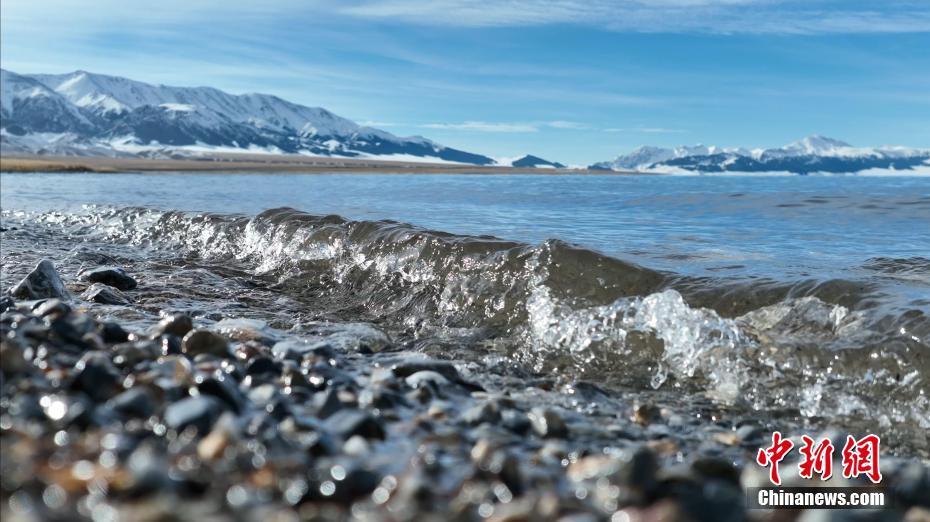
[81,283,130,305]
[78,266,138,290]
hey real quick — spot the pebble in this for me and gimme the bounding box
[164,395,225,434]
[153,313,194,337]
[323,409,386,440]
[11,259,70,299]
[78,266,138,290]
[182,329,231,358]
[82,283,131,305]
[1,252,923,522]
[107,387,157,418]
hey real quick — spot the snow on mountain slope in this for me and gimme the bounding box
[592,135,930,174]
[2,69,496,164]
[1,69,94,133]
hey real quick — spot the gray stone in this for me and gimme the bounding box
[11,259,69,300]
[323,409,385,440]
[153,313,194,338]
[81,283,130,305]
[107,387,156,418]
[78,266,137,290]
[182,329,230,358]
[164,395,225,434]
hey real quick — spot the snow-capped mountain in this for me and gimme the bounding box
[1,69,495,164]
[591,136,930,174]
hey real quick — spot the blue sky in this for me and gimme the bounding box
[2,0,929,164]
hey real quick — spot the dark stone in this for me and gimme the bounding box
[159,334,183,356]
[195,375,245,413]
[33,299,71,318]
[182,329,230,358]
[323,409,385,440]
[390,359,461,381]
[69,352,122,402]
[78,266,138,290]
[81,283,130,305]
[164,395,225,434]
[889,461,930,508]
[107,387,157,418]
[0,295,14,313]
[272,340,336,361]
[691,457,741,487]
[11,259,69,300]
[112,341,161,367]
[154,313,194,337]
[99,321,130,343]
[501,410,532,435]
[313,388,344,419]
[245,356,280,377]
[615,446,659,492]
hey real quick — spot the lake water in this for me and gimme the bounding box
[2,172,929,446]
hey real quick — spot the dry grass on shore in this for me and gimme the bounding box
[0,153,636,175]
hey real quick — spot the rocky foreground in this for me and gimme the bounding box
[1,259,928,522]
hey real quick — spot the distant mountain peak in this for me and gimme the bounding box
[789,135,852,153]
[591,136,929,174]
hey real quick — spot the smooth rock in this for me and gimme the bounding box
[154,313,194,338]
[245,356,280,377]
[78,266,138,290]
[69,352,121,402]
[182,329,230,358]
[272,339,336,361]
[107,387,157,418]
[323,409,385,440]
[81,283,130,305]
[164,395,225,434]
[11,259,69,300]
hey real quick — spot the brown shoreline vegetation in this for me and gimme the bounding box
[0,153,640,175]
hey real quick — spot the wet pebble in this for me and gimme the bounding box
[164,395,225,434]
[78,266,138,290]
[182,329,231,358]
[11,259,70,300]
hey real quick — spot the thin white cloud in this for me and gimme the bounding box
[419,120,590,132]
[422,121,540,132]
[338,0,930,34]
[546,120,588,129]
[605,126,689,134]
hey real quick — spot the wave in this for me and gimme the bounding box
[20,206,930,432]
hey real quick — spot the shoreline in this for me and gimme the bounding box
[0,153,642,175]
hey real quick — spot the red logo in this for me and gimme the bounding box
[841,434,882,484]
[756,432,883,485]
[756,431,794,486]
[798,435,834,480]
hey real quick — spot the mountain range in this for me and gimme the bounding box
[0,68,506,165]
[2,69,928,174]
[590,135,930,174]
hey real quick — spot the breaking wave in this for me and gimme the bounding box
[16,206,930,431]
